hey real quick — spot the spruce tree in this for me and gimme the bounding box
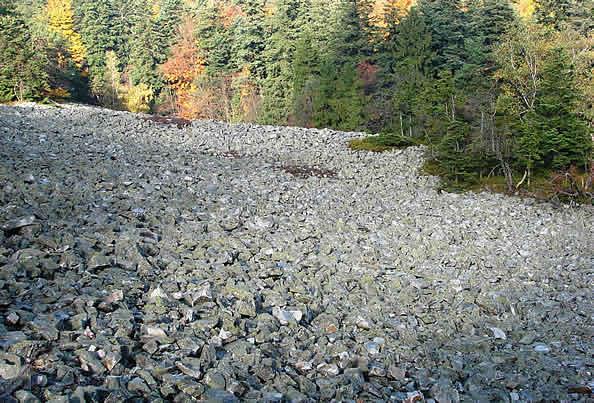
[231,0,267,80]
[153,0,184,64]
[535,0,593,34]
[260,0,303,124]
[195,2,234,75]
[535,48,591,170]
[0,6,48,101]
[390,6,432,137]
[418,0,467,76]
[127,1,161,91]
[74,0,116,99]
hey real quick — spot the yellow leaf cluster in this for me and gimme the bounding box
[47,0,86,67]
[514,0,535,19]
[125,84,154,113]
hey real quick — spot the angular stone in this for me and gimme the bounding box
[272,307,303,325]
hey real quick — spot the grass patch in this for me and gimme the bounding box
[348,134,419,152]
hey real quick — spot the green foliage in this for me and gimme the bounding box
[2,0,591,201]
[0,8,48,101]
[435,120,478,183]
[153,0,183,63]
[259,0,302,124]
[418,0,467,75]
[195,3,234,74]
[388,6,432,137]
[74,0,115,74]
[231,0,267,80]
[535,0,594,34]
[528,48,591,170]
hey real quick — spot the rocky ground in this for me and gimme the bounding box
[0,103,592,402]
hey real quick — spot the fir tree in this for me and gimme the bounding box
[153,0,184,64]
[231,0,267,80]
[0,6,48,101]
[418,0,467,76]
[533,48,591,170]
[74,0,116,98]
[260,0,302,124]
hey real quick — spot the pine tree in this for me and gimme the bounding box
[468,0,515,49]
[127,1,161,91]
[231,0,267,80]
[195,2,234,75]
[436,119,477,184]
[390,6,432,137]
[535,0,593,34]
[74,0,116,100]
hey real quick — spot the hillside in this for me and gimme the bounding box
[0,104,592,401]
[2,0,592,195]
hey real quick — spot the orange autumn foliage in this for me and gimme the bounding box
[160,18,205,119]
[220,3,244,28]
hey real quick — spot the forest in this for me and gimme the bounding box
[0,0,592,197]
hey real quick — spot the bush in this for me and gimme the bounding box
[124,83,154,113]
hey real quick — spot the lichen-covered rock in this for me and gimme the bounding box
[0,103,591,401]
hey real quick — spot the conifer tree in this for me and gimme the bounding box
[231,0,267,80]
[418,0,467,76]
[388,6,432,137]
[153,0,184,63]
[529,48,591,170]
[0,4,48,101]
[260,0,302,124]
[74,0,115,98]
[535,0,593,34]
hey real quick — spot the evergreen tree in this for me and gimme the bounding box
[530,48,591,170]
[195,2,234,75]
[74,0,116,99]
[536,0,594,34]
[389,6,432,137]
[418,0,467,76]
[153,0,184,63]
[127,1,161,91]
[231,0,267,80]
[260,0,303,124]
[0,5,48,101]
[436,119,477,183]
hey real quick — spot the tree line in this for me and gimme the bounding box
[1,0,592,192]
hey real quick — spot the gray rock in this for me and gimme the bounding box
[127,377,151,395]
[14,390,39,403]
[2,216,37,232]
[272,307,303,325]
[0,352,22,379]
[176,358,202,379]
[0,103,591,402]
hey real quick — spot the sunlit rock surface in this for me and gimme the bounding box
[0,103,592,401]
